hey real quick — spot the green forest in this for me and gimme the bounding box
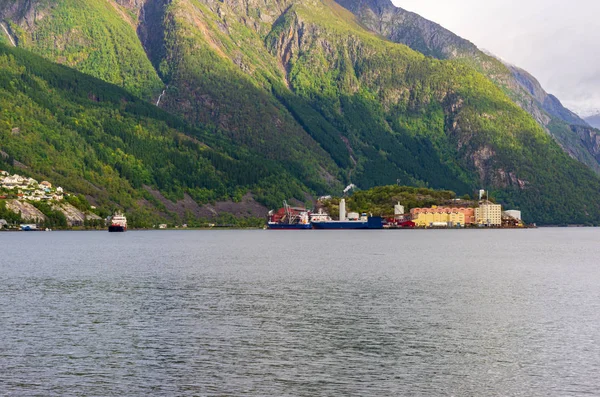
[321,185,461,218]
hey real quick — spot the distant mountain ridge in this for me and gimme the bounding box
[505,63,588,127]
[335,0,480,59]
[585,114,600,129]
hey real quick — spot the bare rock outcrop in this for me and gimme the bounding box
[5,200,46,222]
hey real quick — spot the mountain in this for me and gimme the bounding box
[507,65,586,127]
[2,0,600,224]
[585,114,600,129]
[335,0,480,60]
[335,0,600,173]
[334,0,585,124]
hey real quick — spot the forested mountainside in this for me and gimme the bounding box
[2,0,600,224]
[0,45,336,225]
[336,0,600,173]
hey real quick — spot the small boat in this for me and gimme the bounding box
[108,213,127,232]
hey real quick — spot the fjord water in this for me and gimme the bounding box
[1,229,599,396]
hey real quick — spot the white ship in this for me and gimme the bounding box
[108,213,127,232]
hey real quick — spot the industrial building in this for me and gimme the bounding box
[410,206,475,227]
[475,203,502,226]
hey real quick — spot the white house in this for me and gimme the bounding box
[2,175,20,187]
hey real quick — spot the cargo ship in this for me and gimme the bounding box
[108,213,127,232]
[310,199,384,230]
[267,201,311,230]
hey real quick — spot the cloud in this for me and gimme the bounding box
[392,0,600,116]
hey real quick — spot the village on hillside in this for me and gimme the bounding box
[0,170,64,201]
[0,170,103,230]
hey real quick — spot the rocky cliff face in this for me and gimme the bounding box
[335,0,478,59]
[571,125,600,163]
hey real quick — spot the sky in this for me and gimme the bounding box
[391,0,600,117]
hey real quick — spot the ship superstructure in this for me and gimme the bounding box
[267,201,311,229]
[108,213,127,232]
[310,199,383,229]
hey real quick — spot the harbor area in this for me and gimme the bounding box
[267,186,528,230]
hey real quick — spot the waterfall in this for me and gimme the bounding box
[1,23,16,47]
[156,87,167,107]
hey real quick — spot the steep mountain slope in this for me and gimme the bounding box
[336,0,600,173]
[150,0,345,193]
[260,2,600,224]
[0,0,345,196]
[0,0,164,100]
[2,0,600,224]
[508,64,586,126]
[335,0,585,124]
[0,44,333,225]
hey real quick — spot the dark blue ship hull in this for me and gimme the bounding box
[267,223,312,230]
[311,217,384,230]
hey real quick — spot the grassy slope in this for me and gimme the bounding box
[0,28,8,45]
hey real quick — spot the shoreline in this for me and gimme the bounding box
[3,225,596,232]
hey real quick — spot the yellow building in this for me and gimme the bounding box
[410,206,471,227]
[475,203,502,226]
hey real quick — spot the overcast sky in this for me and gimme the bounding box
[391,0,600,117]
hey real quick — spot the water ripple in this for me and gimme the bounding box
[1,229,600,395]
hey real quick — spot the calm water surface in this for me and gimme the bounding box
[1,229,599,396]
